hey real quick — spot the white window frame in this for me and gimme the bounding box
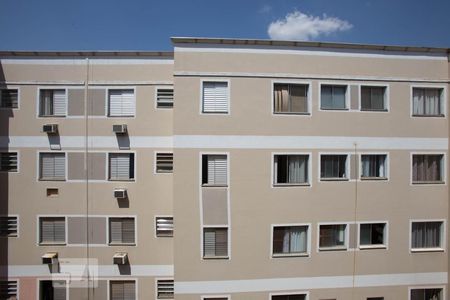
[37,151,67,182]
[409,219,446,253]
[37,278,69,300]
[318,152,350,182]
[318,82,350,111]
[359,152,389,181]
[107,87,136,118]
[107,279,138,300]
[36,215,68,246]
[408,286,445,300]
[154,215,174,238]
[317,222,350,252]
[107,216,137,246]
[410,85,447,118]
[410,152,446,186]
[155,278,174,300]
[200,79,230,115]
[271,152,312,187]
[270,223,311,258]
[155,85,174,109]
[0,86,20,110]
[269,291,310,300]
[271,80,312,116]
[36,87,68,118]
[201,225,230,260]
[201,153,229,187]
[201,295,231,300]
[153,151,173,175]
[107,151,137,182]
[357,221,389,250]
[358,83,390,112]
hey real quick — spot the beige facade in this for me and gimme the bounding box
[0,38,449,300]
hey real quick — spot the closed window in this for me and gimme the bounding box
[272,225,309,256]
[39,217,66,244]
[156,88,174,108]
[412,154,444,183]
[410,288,442,300]
[108,89,135,117]
[0,152,18,172]
[109,153,135,181]
[359,223,386,248]
[361,154,387,179]
[272,294,306,300]
[412,87,444,116]
[411,221,443,250]
[109,217,135,245]
[39,89,66,116]
[156,279,174,299]
[319,224,347,250]
[203,227,228,258]
[321,85,347,110]
[274,155,309,185]
[0,216,18,237]
[156,217,173,237]
[39,153,66,181]
[361,86,387,111]
[202,154,227,186]
[274,83,309,114]
[39,280,67,300]
[156,153,173,173]
[0,89,18,109]
[320,155,348,180]
[202,81,229,113]
[0,280,17,300]
[109,280,136,300]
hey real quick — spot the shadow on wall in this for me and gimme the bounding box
[0,61,12,281]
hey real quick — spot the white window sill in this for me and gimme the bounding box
[319,246,348,251]
[273,183,310,187]
[39,242,66,246]
[273,112,311,115]
[39,178,66,181]
[272,253,309,258]
[108,179,135,182]
[320,107,349,111]
[412,181,445,185]
[39,115,66,118]
[320,177,349,182]
[411,247,444,253]
[108,243,136,246]
[359,245,387,250]
[203,255,229,260]
[360,177,388,181]
[412,114,445,118]
[202,184,228,188]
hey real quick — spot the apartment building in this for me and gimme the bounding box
[0,37,449,300]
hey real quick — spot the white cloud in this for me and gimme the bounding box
[267,10,353,41]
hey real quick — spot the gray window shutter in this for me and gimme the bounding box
[110,218,135,244]
[53,90,66,116]
[204,228,228,257]
[122,218,135,244]
[41,153,65,180]
[109,154,132,180]
[53,281,67,300]
[110,281,123,300]
[123,281,136,300]
[109,90,135,117]
[110,218,122,244]
[54,219,66,243]
[202,82,229,113]
[41,218,65,243]
[207,155,227,185]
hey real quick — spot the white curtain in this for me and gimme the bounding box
[288,156,306,183]
[425,89,440,115]
[413,88,425,115]
[282,227,306,253]
[412,222,441,248]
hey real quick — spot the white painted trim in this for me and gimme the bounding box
[1,58,174,65]
[408,285,446,300]
[201,295,231,300]
[410,152,447,186]
[107,151,137,182]
[318,82,350,111]
[410,85,447,118]
[174,272,448,294]
[316,222,350,252]
[270,223,311,258]
[357,221,389,250]
[358,152,390,182]
[318,152,351,182]
[36,215,68,246]
[36,151,67,182]
[36,87,68,118]
[107,215,138,246]
[106,87,137,118]
[200,79,231,115]
[1,80,174,86]
[154,215,174,238]
[271,152,312,188]
[153,150,174,175]
[358,83,390,112]
[271,80,312,116]
[409,219,446,253]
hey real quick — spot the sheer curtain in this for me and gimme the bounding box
[274,85,289,112]
[288,156,306,183]
[283,227,306,253]
[425,89,440,115]
[412,222,441,248]
[413,88,425,115]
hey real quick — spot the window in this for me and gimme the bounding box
[319,224,347,250]
[109,153,135,181]
[361,154,387,179]
[39,89,66,116]
[272,225,309,256]
[367,298,384,300]
[202,154,227,186]
[203,227,228,258]
[156,217,173,237]
[156,88,174,108]
[157,279,174,299]
[272,294,307,300]
[202,81,229,113]
[410,288,442,300]
[321,84,347,110]
[361,86,387,111]
[411,221,443,251]
[412,154,444,183]
[0,89,18,109]
[109,217,135,245]
[39,280,66,300]
[274,155,309,185]
[39,153,66,181]
[320,155,348,180]
[0,216,18,237]
[110,280,136,300]
[39,217,66,245]
[156,153,173,173]
[108,89,135,117]
[359,223,386,248]
[273,83,309,114]
[412,87,444,116]
[0,280,17,300]
[0,152,18,172]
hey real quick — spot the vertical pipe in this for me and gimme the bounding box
[84,57,90,300]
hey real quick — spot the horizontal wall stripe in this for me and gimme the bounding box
[0,58,174,65]
[1,136,447,150]
[175,272,447,294]
[174,45,448,60]
[174,71,449,84]
[7,264,173,277]
[1,80,173,86]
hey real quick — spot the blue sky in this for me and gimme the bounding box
[1,0,449,51]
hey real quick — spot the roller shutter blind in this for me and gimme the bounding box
[204,155,227,185]
[202,82,229,113]
[53,90,66,116]
[40,217,66,244]
[203,228,228,257]
[109,90,135,117]
[110,281,136,300]
[109,218,135,244]
[109,153,134,180]
[53,281,67,300]
[40,153,66,180]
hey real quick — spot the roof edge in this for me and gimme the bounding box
[0,51,174,58]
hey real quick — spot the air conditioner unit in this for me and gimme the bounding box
[42,252,58,264]
[113,252,128,265]
[113,124,127,134]
[114,188,127,199]
[43,124,58,134]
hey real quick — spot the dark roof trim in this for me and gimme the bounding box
[0,51,174,58]
[171,37,450,54]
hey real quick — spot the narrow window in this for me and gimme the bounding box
[156,279,174,299]
[272,226,308,256]
[274,155,309,185]
[411,221,443,250]
[109,153,135,181]
[0,89,18,109]
[202,154,227,186]
[203,227,228,258]
[361,154,387,179]
[319,224,347,250]
[273,83,309,114]
[321,85,347,110]
[202,81,229,113]
[39,280,67,300]
[0,216,18,237]
[359,223,386,248]
[39,89,66,116]
[109,217,135,245]
[156,88,174,108]
[110,280,136,300]
[156,217,174,237]
[320,155,348,179]
[39,217,66,245]
[361,86,386,111]
[410,288,442,300]
[108,89,135,117]
[0,152,18,172]
[412,87,443,116]
[156,153,173,173]
[412,154,444,183]
[272,294,307,300]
